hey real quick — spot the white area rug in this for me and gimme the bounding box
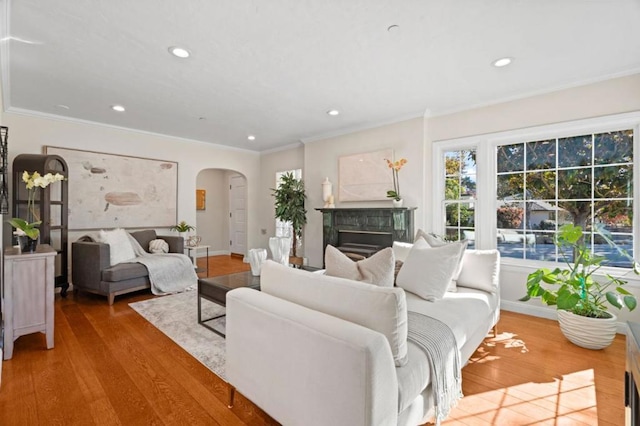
[129,290,228,380]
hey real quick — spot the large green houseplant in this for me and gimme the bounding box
[521,223,637,349]
[271,172,307,262]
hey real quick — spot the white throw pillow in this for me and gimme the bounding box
[261,260,409,366]
[324,245,395,287]
[97,228,136,266]
[149,239,169,254]
[414,228,430,243]
[414,231,467,292]
[395,239,464,301]
[392,241,413,263]
[456,250,501,293]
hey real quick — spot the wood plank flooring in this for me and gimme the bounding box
[0,255,627,425]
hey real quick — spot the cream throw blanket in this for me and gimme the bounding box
[127,234,198,295]
[407,311,463,425]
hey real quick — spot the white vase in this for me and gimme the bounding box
[248,248,267,276]
[557,310,617,350]
[322,177,333,207]
[269,237,291,266]
[392,198,404,208]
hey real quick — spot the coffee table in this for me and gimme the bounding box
[197,271,260,337]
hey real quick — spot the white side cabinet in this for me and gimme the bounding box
[2,244,57,360]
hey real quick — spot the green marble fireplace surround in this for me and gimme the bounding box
[316,207,416,261]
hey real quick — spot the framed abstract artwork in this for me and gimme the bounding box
[44,146,178,230]
[196,189,206,210]
[338,149,393,201]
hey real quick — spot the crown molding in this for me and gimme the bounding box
[300,112,424,145]
[5,107,261,155]
[430,69,640,118]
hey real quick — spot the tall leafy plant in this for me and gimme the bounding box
[521,223,637,318]
[271,172,307,257]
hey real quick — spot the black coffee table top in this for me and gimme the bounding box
[198,271,260,307]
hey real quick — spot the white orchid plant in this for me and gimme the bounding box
[8,171,65,240]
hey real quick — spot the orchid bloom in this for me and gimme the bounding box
[384,158,407,201]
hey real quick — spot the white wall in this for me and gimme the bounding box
[195,169,231,255]
[257,145,304,251]
[302,117,425,267]
[428,73,640,143]
[1,111,261,258]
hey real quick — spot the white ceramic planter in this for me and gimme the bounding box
[269,237,291,266]
[248,248,267,276]
[557,310,617,350]
[392,199,404,208]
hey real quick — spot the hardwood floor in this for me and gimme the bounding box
[0,255,627,425]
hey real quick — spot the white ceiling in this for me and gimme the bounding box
[2,0,640,152]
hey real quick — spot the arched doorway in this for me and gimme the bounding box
[195,169,247,257]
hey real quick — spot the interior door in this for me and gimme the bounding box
[228,174,247,256]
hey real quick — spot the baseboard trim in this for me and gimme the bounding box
[501,300,628,334]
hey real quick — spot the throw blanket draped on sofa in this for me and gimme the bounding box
[128,234,198,295]
[407,311,463,425]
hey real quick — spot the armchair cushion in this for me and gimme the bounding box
[101,263,149,282]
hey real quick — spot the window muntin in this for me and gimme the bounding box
[443,149,476,248]
[495,129,634,267]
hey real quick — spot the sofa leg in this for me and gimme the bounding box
[108,293,115,305]
[492,324,498,337]
[228,385,235,408]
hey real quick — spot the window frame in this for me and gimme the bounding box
[432,111,640,272]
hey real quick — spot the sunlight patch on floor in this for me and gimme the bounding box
[469,331,529,365]
[443,369,597,425]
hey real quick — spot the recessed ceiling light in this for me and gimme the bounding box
[198,117,206,121]
[55,104,70,110]
[169,46,190,58]
[492,57,513,68]
[111,105,125,112]
[387,24,400,33]
[247,135,256,141]
[327,109,340,116]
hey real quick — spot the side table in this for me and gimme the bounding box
[2,244,57,360]
[185,245,210,276]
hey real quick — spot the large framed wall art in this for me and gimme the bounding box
[45,146,178,230]
[338,149,393,201]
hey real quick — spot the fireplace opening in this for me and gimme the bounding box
[336,230,393,260]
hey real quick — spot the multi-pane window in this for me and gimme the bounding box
[275,169,302,240]
[496,129,634,267]
[444,149,476,248]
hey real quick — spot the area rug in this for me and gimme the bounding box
[129,290,229,380]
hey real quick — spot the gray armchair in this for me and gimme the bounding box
[71,230,184,304]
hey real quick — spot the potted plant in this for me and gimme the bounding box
[170,221,196,239]
[271,172,307,266]
[521,223,637,349]
[8,171,65,252]
[385,158,407,208]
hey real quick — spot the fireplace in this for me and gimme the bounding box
[336,230,394,260]
[316,207,416,265]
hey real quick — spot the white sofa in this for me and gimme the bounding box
[226,249,501,426]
